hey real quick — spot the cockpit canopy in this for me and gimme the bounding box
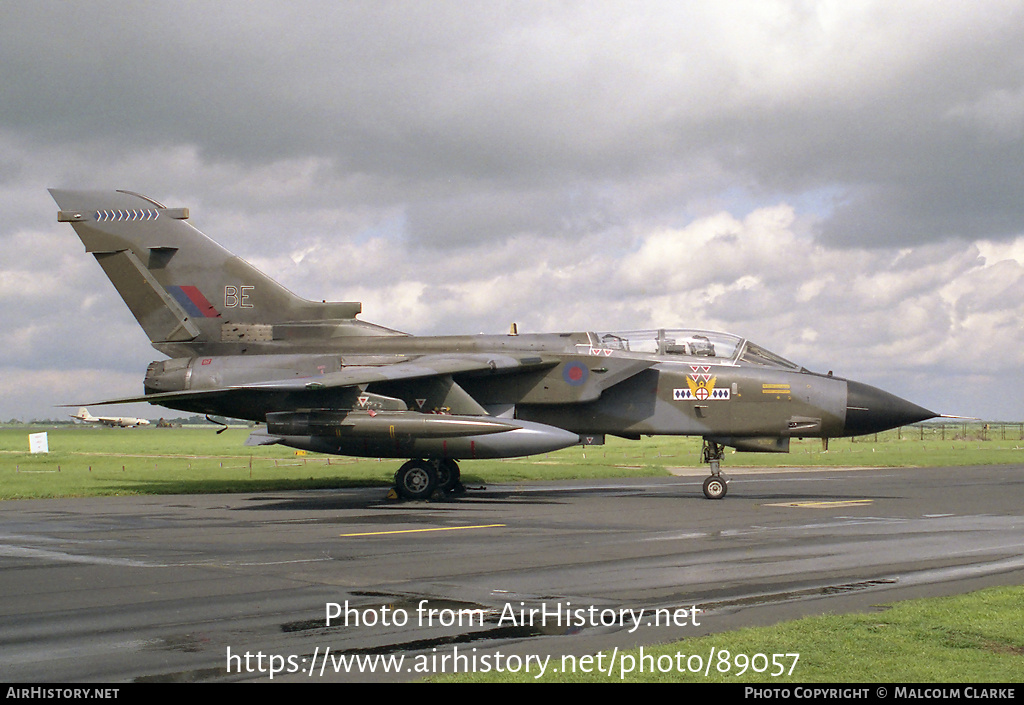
[587,329,802,370]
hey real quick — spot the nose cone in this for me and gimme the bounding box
[844,380,937,436]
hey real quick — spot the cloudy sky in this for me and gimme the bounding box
[2,1,1023,423]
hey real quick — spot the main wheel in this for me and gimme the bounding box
[395,460,438,500]
[702,475,727,500]
[434,459,461,494]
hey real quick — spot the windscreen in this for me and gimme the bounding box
[737,341,802,369]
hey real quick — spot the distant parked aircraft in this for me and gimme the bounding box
[71,408,150,428]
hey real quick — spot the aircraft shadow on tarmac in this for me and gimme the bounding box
[227,481,898,513]
[232,488,568,512]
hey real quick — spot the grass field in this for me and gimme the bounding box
[435,585,1024,683]
[4,423,1022,683]
[1,422,1022,500]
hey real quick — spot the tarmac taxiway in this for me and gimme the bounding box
[1,463,1022,682]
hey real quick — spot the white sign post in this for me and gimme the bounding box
[29,432,49,454]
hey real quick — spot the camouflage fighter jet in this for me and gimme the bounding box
[51,190,939,500]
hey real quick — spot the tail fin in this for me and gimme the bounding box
[50,189,371,355]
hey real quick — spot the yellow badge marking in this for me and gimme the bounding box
[340,524,506,537]
[686,374,718,399]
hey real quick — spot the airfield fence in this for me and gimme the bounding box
[852,422,1024,443]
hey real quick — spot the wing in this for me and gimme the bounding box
[61,353,558,408]
[238,353,556,391]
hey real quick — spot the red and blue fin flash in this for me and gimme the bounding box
[167,285,220,318]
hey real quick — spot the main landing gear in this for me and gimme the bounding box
[393,458,465,500]
[701,439,728,500]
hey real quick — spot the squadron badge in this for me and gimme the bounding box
[674,366,730,401]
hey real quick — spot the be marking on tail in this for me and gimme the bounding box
[224,285,255,309]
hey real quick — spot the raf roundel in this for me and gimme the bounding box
[562,362,589,386]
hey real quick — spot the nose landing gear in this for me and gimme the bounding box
[701,439,728,500]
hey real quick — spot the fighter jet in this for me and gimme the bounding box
[70,407,150,427]
[51,189,939,499]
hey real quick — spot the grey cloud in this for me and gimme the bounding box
[6,2,1024,248]
[3,2,1024,421]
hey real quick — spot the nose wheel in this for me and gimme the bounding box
[702,474,727,500]
[701,439,729,500]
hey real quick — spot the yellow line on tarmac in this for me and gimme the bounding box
[340,524,506,537]
[764,499,874,509]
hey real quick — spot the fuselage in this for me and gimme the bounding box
[142,328,933,456]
